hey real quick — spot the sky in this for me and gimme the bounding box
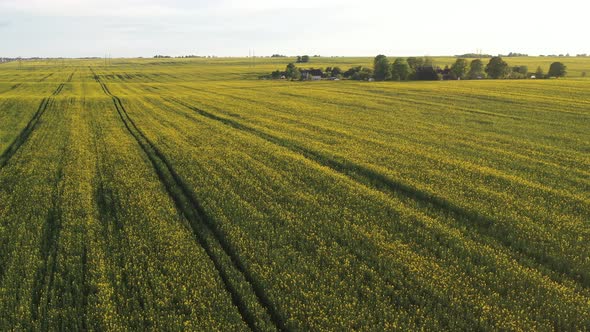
[0,0,588,58]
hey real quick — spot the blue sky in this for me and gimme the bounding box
[0,0,587,57]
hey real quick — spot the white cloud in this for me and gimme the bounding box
[0,0,357,17]
[0,0,195,17]
[0,0,588,57]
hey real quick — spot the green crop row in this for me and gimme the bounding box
[0,60,588,330]
[0,73,249,330]
[110,79,588,329]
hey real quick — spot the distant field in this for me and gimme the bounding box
[0,57,588,330]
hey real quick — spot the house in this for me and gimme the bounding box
[301,69,323,80]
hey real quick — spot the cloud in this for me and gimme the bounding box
[0,0,355,18]
[0,0,197,17]
[0,0,587,57]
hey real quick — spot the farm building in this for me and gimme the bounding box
[301,69,323,80]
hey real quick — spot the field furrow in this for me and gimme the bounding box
[161,92,589,288]
[158,89,589,287]
[94,70,282,332]
[1,57,588,330]
[112,87,588,329]
[0,77,68,168]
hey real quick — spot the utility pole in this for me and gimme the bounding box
[249,49,256,68]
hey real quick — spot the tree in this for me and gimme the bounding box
[485,56,510,79]
[391,58,410,81]
[271,70,282,79]
[467,59,485,79]
[344,66,373,80]
[295,55,310,63]
[331,66,343,77]
[406,56,435,79]
[407,57,424,71]
[357,67,374,80]
[535,66,544,79]
[343,66,360,78]
[285,63,301,80]
[414,66,440,80]
[509,65,528,79]
[450,58,469,79]
[373,55,391,81]
[548,62,567,78]
[515,65,528,74]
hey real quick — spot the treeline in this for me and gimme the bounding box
[263,64,360,81]
[455,52,529,58]
[264,55,568,81]
[296,55,310,63]
[456,53,493,58]
[271,54,321,60]
[0,57,43,63]
[541,53,588,57]
[264,56,442,81]
[500,52,528,57]
[372,55,567,80]
[153,55,216,59]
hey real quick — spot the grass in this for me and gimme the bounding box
[0,56,588,330]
